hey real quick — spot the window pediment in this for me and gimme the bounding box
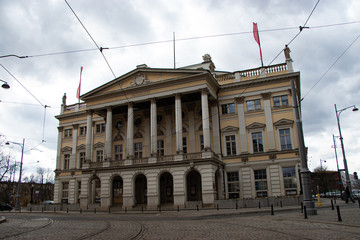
[61,146,72,152]
[94,142,104,148]
[76,144,86,150]
[221,126,239,133]
[274,118,294,127]
[246,122,266,130]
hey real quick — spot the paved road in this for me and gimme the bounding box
[1,199,359,239]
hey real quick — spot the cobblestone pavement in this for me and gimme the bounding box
[1,199,359,240]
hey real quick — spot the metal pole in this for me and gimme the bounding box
[291,80,316,215]
[335,104,352,193]
[15,138,25,211]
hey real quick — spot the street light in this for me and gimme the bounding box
[334,104,358,193]
[6,138,25,211]
[1,79,10,89]
[320,159,326,170]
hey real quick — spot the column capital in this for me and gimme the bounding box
[175,93,181,99]
[261,92,272,100]
[128,102,134,108]
[151,98,156,104]
[86,110,93,115]
[72,124,79,129]
[106,106,112,111]
[234,97,245,104]
[201,88,209,95]
[58,126,64,132]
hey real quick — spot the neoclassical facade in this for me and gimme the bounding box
[54,52,301,209]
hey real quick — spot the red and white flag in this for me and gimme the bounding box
[76,66,83,101]
[253,22,263,67]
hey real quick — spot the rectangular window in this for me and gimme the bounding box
[227,171,240,198]
[183,137,187,154]
[273,95,289,107]
[62,182,69,203]
[221,103,235,114]
[225,135,236,156]
[254,169,268,197]
[283,167,297,195]
[64,154,70,169]
[252,132,264,152]
[279,128,292,150]
[79,126,87,136]
[79,152,85,168]
[96,150,104,162]
[96,123,105,133]
[157,140,165,156]
[199,135,204,151]
[134,142,143,158]
[64,129,72,138]
[114,144,123,161]
[246,99,261,111]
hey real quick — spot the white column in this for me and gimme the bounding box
[165,108,173,155]
[71,124,78,169]
[235,97,248,153]
[105,106,113,161]
[127,102,134,158]
[201,89,211,151]
[187,104,195,153]
[261,93,276,151]
[150,98,157,156]
[175,94,183,153]
[85,111,93,162]
[56,127,63,170]
[210,101,221,154]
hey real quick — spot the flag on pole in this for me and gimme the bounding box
[76,66,83,101]
[253,22,263,67]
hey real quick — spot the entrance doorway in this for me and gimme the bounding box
[135,174,147,205]
[159,172,174,204]
[112,176,123,206]
[89,177,101,204]
[186,170,202,201]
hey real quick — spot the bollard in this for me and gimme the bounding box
[80,208,82,214]
[177,206,180,212]
[54,207,56,213]
[67,208,69,213]
[42,207,44,212]
[317,193,322,207]
[217,204,219,210]
[30,207,32,213]
[108,207,111,214]
[158,205,161,213]
[142,207,144,213]
[331,199,334,210]
[94,208,96,214]
[304,206,308,219]
[258,202,261,209]
[196,205,199,211]
[301,202,303,213]
[236,201,238,210]
[125,207,127,213]
[280,201,283,208]
[271,204,274,215]
[336,206,342,222]
[358,198,360,208]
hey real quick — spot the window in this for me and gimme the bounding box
[157,114,163,124]
[279,128,292,150]
[62,182,69,203]
[182,137,187,153]
[114,144,123,161]
[64,129,72,138]
[77,181,81,203]
[227,172,240,198]
[157,140,164,156]
[254,169,268,197]
[199,135,204,151]
[252,132,263,153]
[225,135,236,156]
[246,99,261,111]
[96,123,105,133]
[134,142,143,158]
[221,103,235,114]
[135,117,142,127]
[96,150,104,162]
[283,167,297,195]
[79,126,87,136]
[273,95,288,107]
[79,152,85,168]
[64,154,70,169]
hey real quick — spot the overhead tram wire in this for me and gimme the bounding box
[301,30,360,101]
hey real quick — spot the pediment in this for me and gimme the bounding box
[76,144,86,150]
[61,146,72,152]
[221,126,239,133]
[94,142,104,148]
[246,122,266,129]
[274,118,294,126]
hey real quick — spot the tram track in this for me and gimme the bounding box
[0,217,54,239]
[75,220,111,240]
[129,221,146,240]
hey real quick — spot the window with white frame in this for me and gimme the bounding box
[64,154,70,169]
[79,126,87,136]
[227,171,240,198]
[273,95,288,107]
[134,142,143,158]
[246,99,261,111]
[283,167,297,195]
[279,128,292,150]
[252,132,264,153]
[62,182,69,203]
[221,103,235,114]
[199,134,204,151]
[157,140,164,156]
[64,129,72,138]
[225,135,237,156]
[96,123,105,133]
[96,150,104,162]
[114,144,123,161]
[79,152,85,168]
[254,169,268,197]
[183,137,187,154]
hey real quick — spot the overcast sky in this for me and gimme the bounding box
[1,0,359,180]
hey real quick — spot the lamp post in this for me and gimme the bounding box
[334,104,358,193]
[0,79,10,89]
[320,159,326,171]
[6,138,25,211]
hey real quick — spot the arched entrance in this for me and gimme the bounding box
[187,170,202,201]
[112,176,123,206]
[89,177,101,204]
[159,172,174,204]
[215,169,222,200]
[135,174,147,205]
